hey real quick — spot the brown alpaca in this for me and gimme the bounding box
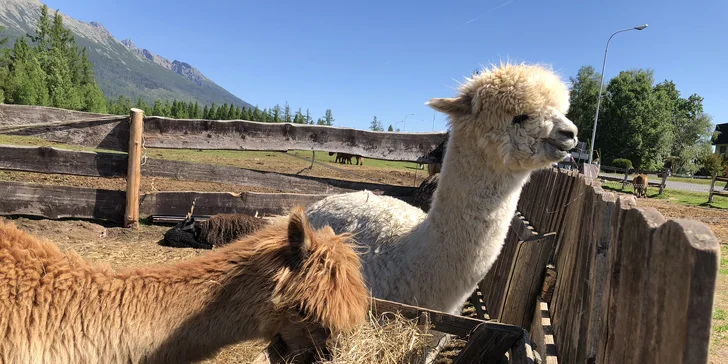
[0,208,369,364]
[633,174,648,198]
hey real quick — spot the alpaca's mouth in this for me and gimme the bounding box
[546,140,572,153]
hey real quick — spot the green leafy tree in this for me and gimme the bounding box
[202,104,209,119]
[5,37,49,106]
[135,97,148,112]
[193,102,201,118]
[271,104,282,123]
[152,99,163,116]
[566,65,602,140]
[388,124,394,132]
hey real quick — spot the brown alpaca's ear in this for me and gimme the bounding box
[427,95,472,117]
[287,207,312,260]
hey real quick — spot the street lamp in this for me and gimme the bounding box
[397,113,414,132]
[587,24,648,165]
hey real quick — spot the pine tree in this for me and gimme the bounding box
[46,46,81,109]
[5,37,49,106]
[135,97,148,112]
[388,125,394,132]
[323,109,335,126]
[208,103,217,119]
[283,102,291,123]
[152,98,163,116]
[293,113,301,124]
[193,102,201,118]
[305,108,313,124]
[252,107,262,121]
[78,48,106,113]
[163,100,172,117]
[271,104,281,123]
[369,116,383,131]
[202,104,209,119]
[187,101,195,118]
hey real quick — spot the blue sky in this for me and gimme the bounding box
[44,0,728,133]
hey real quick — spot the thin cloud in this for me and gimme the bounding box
[464,0,515,25]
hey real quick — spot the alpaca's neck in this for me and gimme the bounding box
[96,250,267,363]
[416,134,531,311]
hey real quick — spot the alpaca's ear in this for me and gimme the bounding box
[287,207,313,257]
[427,95,472,117]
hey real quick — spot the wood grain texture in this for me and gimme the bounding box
[499,232,556,329]
[370,298,522,340]
[450,323,522,364]
[125,109,143,228]
[0,103,117,126]
[138,191,330,217]
[0,144,127,177]
[0,181,126,222]
[529,298,559,364]
[142,116,447,162]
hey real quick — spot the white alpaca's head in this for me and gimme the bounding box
[427,62,578,172]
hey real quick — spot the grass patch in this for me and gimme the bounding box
[600,181,728,209]
[716,309,727,321]
[603,171,725,187]
[716,324,728,333]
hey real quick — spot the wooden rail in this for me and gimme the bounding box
[0,144,416,196]
[1,104,446,162]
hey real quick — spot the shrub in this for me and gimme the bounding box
[699,153,726,177]
[612,158,633,170]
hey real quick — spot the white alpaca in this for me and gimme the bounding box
[305,63,578,316]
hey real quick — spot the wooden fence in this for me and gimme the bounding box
[0,104,721,363]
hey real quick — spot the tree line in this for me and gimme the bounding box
[567,65,715,174]
[0,5,336,126]
[106,96,335,125]
[0,6,106,113]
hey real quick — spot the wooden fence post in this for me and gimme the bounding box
[621,167,629,189]
[659,168,669,195]
[125,108,144,228]
[708,172,717,203]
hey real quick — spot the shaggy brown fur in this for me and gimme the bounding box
[411,173,440,212]
[0,208,369,364]
[162,213,270,249]
[633,174,648,198]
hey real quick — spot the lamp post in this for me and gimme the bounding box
[587,24,648,165]
[397,113,414,132]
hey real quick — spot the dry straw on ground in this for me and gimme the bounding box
[321,309,434,364]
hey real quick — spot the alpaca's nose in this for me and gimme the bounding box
[558,129,575,140]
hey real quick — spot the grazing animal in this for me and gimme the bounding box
[633,174,649,198]
[161,213,269,249]
[411,173,440,213]
[0,208,369,364]
[305,63,579,316]
[328,152,363,165]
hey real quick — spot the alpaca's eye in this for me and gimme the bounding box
[512,114,529,124]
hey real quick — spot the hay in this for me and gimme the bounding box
[322,310,434,364]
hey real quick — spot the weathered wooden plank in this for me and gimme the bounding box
[451,323,522,364]
[604,207,665,363]
[138,191,330,218]
[5,116,131,152]
[637,219,719,364]
[529,298,559,364]
[583,186,618,363]
[549,175,588,363]
[499,232,556,329]
[480,226,521,319]
[0,103,117,126]
[0,181,126,222]
[0,144,415,196]
[540,264,557,303]
[508,329,537,364]
[141,157,415,196]
[142,116,447,162]
[370,298,522,339]
[0,144,127,177]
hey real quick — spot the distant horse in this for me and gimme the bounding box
[329,152,363,165]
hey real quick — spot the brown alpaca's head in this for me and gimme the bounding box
[427,62,579,172]
[272,207,369,334]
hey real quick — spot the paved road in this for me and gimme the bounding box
[600,173,714,193]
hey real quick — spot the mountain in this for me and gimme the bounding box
[0,0,253,108]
